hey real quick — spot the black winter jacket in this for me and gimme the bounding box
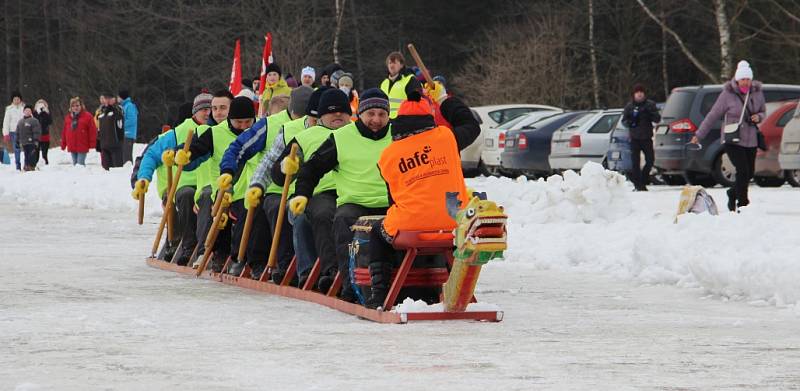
[622,99,661,140]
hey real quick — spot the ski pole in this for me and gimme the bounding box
[265,144,299,279]
[150,130,195,257]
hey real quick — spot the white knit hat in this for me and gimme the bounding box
[301,66,315,80]
[734,60,753,81]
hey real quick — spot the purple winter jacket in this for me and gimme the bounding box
[696,79,766,148]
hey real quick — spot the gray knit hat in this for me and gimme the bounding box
[192,91,213,114]
[289,86,313,116]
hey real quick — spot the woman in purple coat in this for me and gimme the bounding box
[691,60,766,212]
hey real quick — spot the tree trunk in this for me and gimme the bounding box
[17,0,22,92]
[588,0,600,108]
[661,1,669,98]
[714,0,732,81]
[636,0,718,82]
[349,0,364,90]
[332,0,346,64]
[43,0,54,100]
[4,0,11,97]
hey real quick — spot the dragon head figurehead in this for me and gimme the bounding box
[447,191,507,265]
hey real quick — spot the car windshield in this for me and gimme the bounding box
[496,114,530,129]
[524,112,574,130]
[663,90,696,119]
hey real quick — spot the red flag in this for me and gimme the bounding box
[258,33,273,96]
[229,39,243,96]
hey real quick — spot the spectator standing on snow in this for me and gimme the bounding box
[119,89,138,164]
[34,99,52,165]
[97,92,125,169]
[3,91,25,170]
[622,84,661,191]
[301,66,316,88]
[258,63,292,118]
[61,97,97,166]
[16,105,41,171]
[692,61,766,212]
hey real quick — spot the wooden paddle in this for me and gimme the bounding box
[150,130,195,257]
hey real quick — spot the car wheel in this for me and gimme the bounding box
[711,152,735,188]
[754,176,786,187]
[478,160,500,177]
[685,170,717,187]
[786,170,800,187]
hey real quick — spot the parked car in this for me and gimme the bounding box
[750,101,797,187]
[778,101,800,187]
[463,104,561,175]
[653,84,800,187]
[502,111,590,178]
[481,110,563,176]
[549,109,623,171]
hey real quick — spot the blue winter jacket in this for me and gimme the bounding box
[136,130,186,182]
[219,117,269,177]
[121,98,139,140]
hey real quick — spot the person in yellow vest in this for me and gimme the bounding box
[217,86,312,278]
[190,90,233,267]
[270,89,352,287]
[247,86,329,283]
[258,63,293,119]
[132,91,212,265]
[379,51,421,119]
[290,88,391,301]
[364,84,480,309]
[175,96,255,272]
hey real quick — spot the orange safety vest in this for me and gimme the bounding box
[378,125,469,236]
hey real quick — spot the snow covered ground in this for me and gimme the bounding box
[2,149,800,389]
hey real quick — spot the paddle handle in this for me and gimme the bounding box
[267,144,299,271]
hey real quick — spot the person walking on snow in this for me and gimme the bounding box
[33,99,52,165]
[16,105,41,171]
[61,96,97,166]
[119,89,139,164]
[691,60,766,212]
[3,91,25,170]
[621,84,661,191]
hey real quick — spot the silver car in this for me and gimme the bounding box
[549,109,623,171]
[778,102,800,187]
[481,110,563,176]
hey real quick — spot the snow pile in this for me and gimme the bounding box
[477,162,632,224]
[468,163,800,309]
[393,298,501,313]
[0,146,161,214]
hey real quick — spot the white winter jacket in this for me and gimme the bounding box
[3,103,24,136]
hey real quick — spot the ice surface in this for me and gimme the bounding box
[2,152,800,389]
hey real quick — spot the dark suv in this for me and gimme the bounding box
[654,84,800,186]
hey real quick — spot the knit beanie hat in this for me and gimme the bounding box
[357,88,389,115]
[330,70,345,87]
[289,86,314,116]
[338,73,354,87]
[266,63,282,77]
[396,95,433,117]
[192,91,213,114]
[632,83,646,95]
[734,60,753,81]
[118,89,130,100]
[301,66,315,80]
[317,89,352,117]
[228,96,256,120]
[306,86,332,117]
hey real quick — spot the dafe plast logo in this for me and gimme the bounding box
[397,145,448,173]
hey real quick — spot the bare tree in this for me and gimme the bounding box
[589,0,600,107]
[714,0,733,80]
[333,0,347,64]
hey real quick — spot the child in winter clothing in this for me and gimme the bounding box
[34,100,52,165]
[16,105,41,171]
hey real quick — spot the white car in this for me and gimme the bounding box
[481,110,563,176]
[549,109,623,171]
[778,103,800,187]
[462,104,561,174]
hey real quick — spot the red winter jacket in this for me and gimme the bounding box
[61,110,97,153]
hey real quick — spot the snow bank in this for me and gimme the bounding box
[0,146,162,214]
[467,163,800,309]
[394,298,501,313]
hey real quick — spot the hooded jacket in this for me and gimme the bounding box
[696,80,766,148]
[120,97,139,140]
[259,78,292,115]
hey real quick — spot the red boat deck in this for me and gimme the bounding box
[145,257,503,324]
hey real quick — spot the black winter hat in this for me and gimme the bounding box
[357,88,389,115]
[228,96,255,120]
[118,89,130,100]
[317,89,352,117]
[265,63,282,77]
[23,104,33,112]
[306,86,332,117]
